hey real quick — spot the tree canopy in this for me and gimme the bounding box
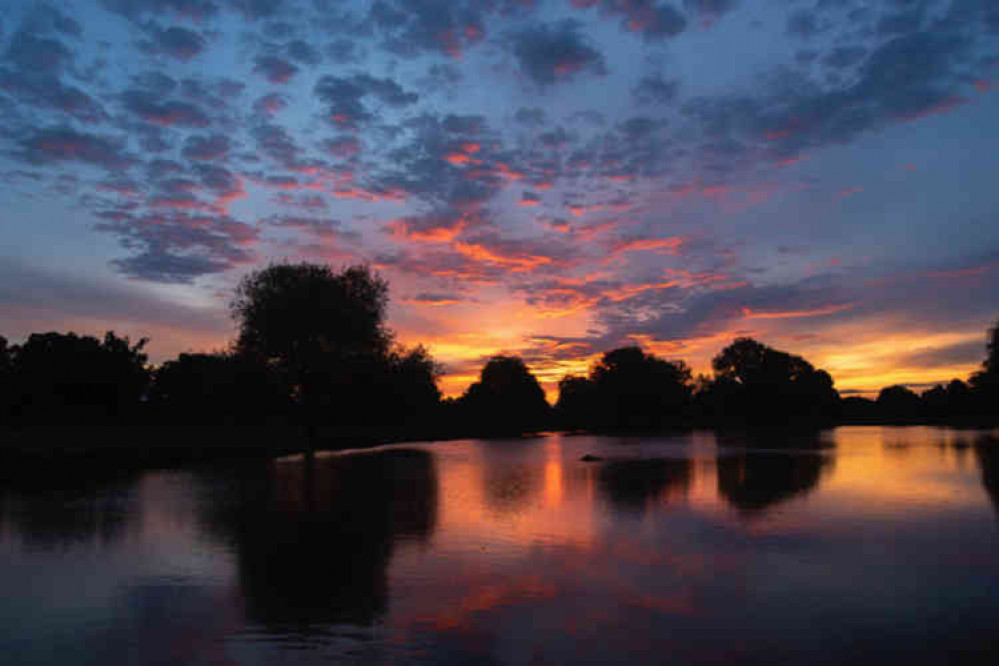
[556,346,692,431]
[230,262,439,429]
[698,337,839,426]
[459,355,550,435]
[232,263,392,370]
[8,331,149,423]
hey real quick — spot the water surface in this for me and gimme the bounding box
[2,427,998,664]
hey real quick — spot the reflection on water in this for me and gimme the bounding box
[716,451,832,516]
[975,436,999,512]
[197,449,437,629]
[2,428,999,665]
[0,469,140,550]
[597,458,692,513]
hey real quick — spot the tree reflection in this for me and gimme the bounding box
[974,436,999,514]
[197,448,437,628]
[717,450,832,517]
[597,458,692,513]
[0,468,139,549]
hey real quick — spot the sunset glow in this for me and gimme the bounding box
[0,0,996,402]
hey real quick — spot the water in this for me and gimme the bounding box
[2,427,998,665]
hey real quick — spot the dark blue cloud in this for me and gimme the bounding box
[182,134,231,161]
[15,127,135,171]
[632,73,679,105]
[314,73,418,128]
[572,0,687,41]
[140,24,206,61]
[508,20,607,85]
[253,55,298,84]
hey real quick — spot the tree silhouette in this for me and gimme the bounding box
[876,385,921,422]
[9,331,149,424]
[698,337,839,426]
[150,353,291,425]
[920,380,973,422]
[459,355,550,435]
[970,320,999,415]
[0,336,11,426]
[554,374,597,430]
[230,263,439,430]
[592,347,692,431]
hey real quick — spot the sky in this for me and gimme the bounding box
[1,0,998,400]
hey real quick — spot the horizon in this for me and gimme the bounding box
[1,0,997,401]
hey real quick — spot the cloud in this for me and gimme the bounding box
[315,73,418,128]
[321,136,362,157]
[0,257,228,343]
[20,4,83,39]
[264,215,357,242]
[514,107,546,126]
[96,210,259,283]
[508,20,607,85]
[5,30,73,73]
[632,74,679,105]
[182,134,231,161]
[0,68,106,124]
[16,127,135,170]
[402,292,468,306]
[741,303,854,320]
[285,39,322,65]
[571,1,687,41]
[370,0,489,59]
[682,0,739,23]
[251,122,309,171]
[140,24,206,61]
[786,10,821,39]
[253,92,287,116]
[253,55,298,84]
[121,88,211,127]
[896,340,987,371]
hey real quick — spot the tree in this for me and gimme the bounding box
[0,336,12,426]
[588,346,692,431]
[970,320,999,417]
[554,375,597,430]
[10,331,149,423]
[230,263,394,425]
[150,353,291,425]
[703,338,840,426]
[383,345,442,426]
[876,385,921,422]
[459,356,550,434]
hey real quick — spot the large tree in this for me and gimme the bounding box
[0,336,11,425]
[230,262,439,428]
[702,337,839,426]
[460,355,550,434]
[590,346,692,431]
[9,331,149,423]
[970,320,999,414]
[150,353,291,425]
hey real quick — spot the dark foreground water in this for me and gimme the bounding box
[2,427,999,665]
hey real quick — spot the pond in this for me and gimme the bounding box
[2,427,998,665]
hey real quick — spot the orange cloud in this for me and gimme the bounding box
[602,280,678,302]
[613,236,686,255]
[741,303,854,319]
[453,241,552,272]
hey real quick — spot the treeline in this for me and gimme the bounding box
[0,263,996,448]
